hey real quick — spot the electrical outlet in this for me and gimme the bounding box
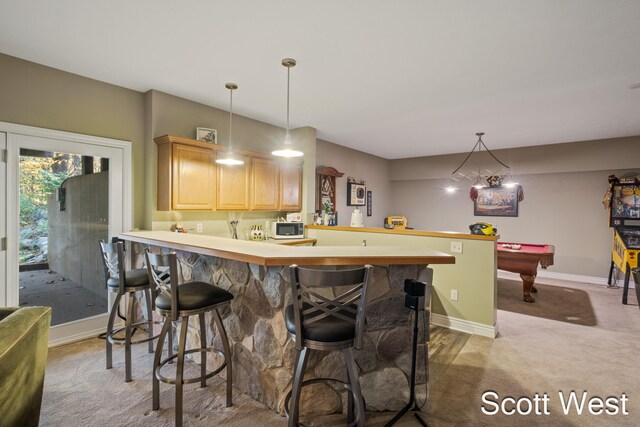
[196,223,204,233]
[450,241,463,253]
[451,289,458,301]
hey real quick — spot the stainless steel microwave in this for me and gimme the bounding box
[271,222,304,239]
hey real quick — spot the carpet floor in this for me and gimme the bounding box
[40,277,640,426]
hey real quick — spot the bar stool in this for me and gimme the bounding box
[144,249,234,427]
[99,240,160,382]
[285,264,373,427]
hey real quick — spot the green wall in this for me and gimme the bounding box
[307,228,497,333]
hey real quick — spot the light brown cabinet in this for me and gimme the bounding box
[251,157,279,210]
[216,152,250,210]
[156,137,216,211]
[279,162,303,211]
[155,135,303,212]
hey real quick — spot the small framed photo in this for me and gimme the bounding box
[196,127,217,144]
[347,182,366,206]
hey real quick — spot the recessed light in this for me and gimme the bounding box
[628,83,640,90]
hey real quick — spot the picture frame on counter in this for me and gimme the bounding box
[196,127,217,144]
[347,182,366,206]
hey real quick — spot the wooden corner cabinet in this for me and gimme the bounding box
[155,135,303,212]
[217,152,250,210]
[251,157,279,210]
[156,136,216,210]
[279,161,303,211]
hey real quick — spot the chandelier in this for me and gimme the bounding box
[446,132,516,192]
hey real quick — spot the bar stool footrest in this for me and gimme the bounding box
[284,376,361,426]
[156,347,227,385]
[107,319,163,345]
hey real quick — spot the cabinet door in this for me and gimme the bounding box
[251,157,279,210]
[171,143,216,210]
[217,153,250,210]
[279,162,302,211]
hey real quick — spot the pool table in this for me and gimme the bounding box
[497,242,555,303]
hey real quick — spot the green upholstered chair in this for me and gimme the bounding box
[0,306,52,427]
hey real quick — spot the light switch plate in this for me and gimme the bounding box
[196,223,204,233]
[451,289,458,301]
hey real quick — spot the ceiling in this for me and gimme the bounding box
[1,0,639,159]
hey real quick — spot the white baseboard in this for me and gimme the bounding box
[48,326,104,348]
[497,270,635,289]
[431,313,497,338]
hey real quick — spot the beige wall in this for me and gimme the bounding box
[390,137,640,278]
[316,139,392,228]
[145,90,317,234]
[3,52,638,280]
[0,53,146,228]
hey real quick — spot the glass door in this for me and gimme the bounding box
[4,125,130,345]
[18,149,110,326]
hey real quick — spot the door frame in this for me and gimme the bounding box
[1,121,132,346]
[0,132,6,306]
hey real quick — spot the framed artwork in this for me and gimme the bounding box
[347,182,366,206]
[196,127,217,144]
[474,186,519,217]
[366,191,372,216]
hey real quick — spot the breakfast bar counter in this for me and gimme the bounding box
[119,230,455,416]
[119,230,455,267]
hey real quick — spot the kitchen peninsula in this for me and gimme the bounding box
[119,230,454,414]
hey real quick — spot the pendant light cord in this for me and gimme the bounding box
[450,134,510,176]
[229,87,234,149]
[286,64,290,138]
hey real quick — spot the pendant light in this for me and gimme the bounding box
[216,82,244,165]
[272,58,303,158]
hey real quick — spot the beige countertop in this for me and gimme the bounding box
[119,230,456,267]
[305,225,498,241]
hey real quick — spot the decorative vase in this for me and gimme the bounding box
[250,225,264,240]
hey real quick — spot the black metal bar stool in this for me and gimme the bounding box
[144,249,234,427]
[285,264,373,427]
[99,240,162,382]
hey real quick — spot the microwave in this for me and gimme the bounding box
[271,222,304,239]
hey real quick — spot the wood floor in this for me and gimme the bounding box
[428,324,470,385]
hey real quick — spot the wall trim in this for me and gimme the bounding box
[497,270,635,289]
[48,326,104,348]
[431,313,497,338]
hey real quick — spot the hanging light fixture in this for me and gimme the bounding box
[216,82,244,165]
[447,132,511,191]
[272,58,303,158]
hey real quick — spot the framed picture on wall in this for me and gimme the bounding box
[474,186,519,217]
[196,127,217,144]
[347,182,366,206]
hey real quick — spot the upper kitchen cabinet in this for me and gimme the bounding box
[251,157,279,210]
[279,161,303,211]
[156,136,216,211]
[217,152,250,210]
[154,135,303,212]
